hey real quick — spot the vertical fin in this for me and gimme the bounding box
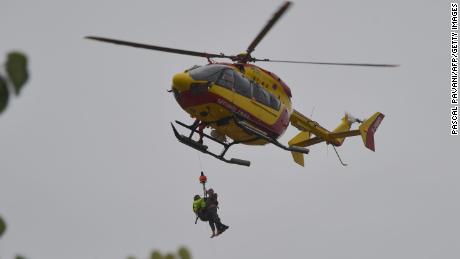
[358,112,385,151]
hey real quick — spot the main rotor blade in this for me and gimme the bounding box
[253,58,399,67]
[85,36,233,59]
[246,1,292,55]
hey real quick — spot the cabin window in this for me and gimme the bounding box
[252,83,280,110]
[217,69,235,89]
[234,72,252,98]
[225,71,281,110]
[253,84,271,107]
[189,64,226,82]
[269,95,281,110]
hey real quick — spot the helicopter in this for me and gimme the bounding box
[86,1,396,167]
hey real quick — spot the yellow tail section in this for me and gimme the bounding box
[358,112,385,151]
[288,110,384,166]
[288,131,311,166]
[331,113,357,146]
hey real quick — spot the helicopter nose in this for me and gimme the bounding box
[172,73,193,92]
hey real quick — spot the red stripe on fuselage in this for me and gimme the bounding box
[177,90,289,138]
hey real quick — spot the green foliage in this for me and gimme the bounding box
[0,215,6,238]
[146,247,192,259]
[0,216,26,259]
[6,52,28,95]
[151,250,163,259]
[87,249,191,259]
[0,51,29,115]
[0,76,8,114]
[177,247,191,259]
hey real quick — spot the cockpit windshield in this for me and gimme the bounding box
[188,64,227,81]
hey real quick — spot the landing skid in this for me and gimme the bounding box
[171,117,309,166]
[171,120,254,166]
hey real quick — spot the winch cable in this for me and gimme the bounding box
[196,151,204,173]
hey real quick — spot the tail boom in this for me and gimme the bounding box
[288,110,385,166]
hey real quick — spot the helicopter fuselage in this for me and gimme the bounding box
[171,63,292,145]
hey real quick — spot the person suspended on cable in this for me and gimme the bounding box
[194,171,229,237]
[193,194,207,219]
[193,194,219,238]
[204,188,229,236]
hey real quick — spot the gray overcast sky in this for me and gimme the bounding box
[1,0,458,258]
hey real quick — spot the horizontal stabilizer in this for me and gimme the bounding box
[291,151,304,167]
[288,131,310,167]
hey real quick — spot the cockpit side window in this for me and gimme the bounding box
[269,95,281,110]
[251,82,280,110]
[234,72,252,98]
[252,84,270,107]
[217,69,235,89]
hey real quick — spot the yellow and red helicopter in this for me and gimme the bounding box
[86,1,396,167]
